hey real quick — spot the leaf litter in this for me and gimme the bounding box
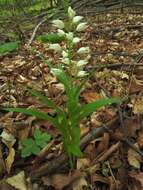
[0,10,143,190]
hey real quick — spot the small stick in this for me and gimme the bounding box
[27,19,46,46]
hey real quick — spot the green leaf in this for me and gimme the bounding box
[34,129,51,148]
[21,138,40,158]
[0,41,19,56]
[27,88,63,114]
[3,108,58,127]
[31,146,41,155]
[35,140,47,148]
[27,88,55,108]
[34,129,51,142]
[37,33,65,43]
[22,138,35,147]
[79,97,121,120]
[67,143,82,157]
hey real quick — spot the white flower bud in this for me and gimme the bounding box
[52,20,65,29]
[62,50,68,58]
[57,29,65,37]
[77,60,88,67]
[68,6,76,19]
[77,71,88,77]
[49,44,62,52]
[66,32,74,41]
[72,37,81,44]
[73,16,83,24]
[51,68,62,76]
[77,47,90,54]
[76,23,88,32]
[62,58,70,65]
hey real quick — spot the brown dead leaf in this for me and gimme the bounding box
[42,171,82,190]
[18,116,35,140]
[80,123,89,137]
[137,130,143,148]
[5,147,15,174]
[124,117,140,137]
[82,91,102,103]
[133,96,143,114]
[6,171,28,190]
[84,143,96,161]
[77,158,90,170]
[0,130,16,173]
[91,174,109,184]
[128,143,142,169]
[0,182,15,190]
[97,133,109,153]
[72,176,88,190]
[129,171,143,188]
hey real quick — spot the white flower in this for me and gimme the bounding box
[77,47,90,54]
[85,55,91,61]
[49,44,62,52]
[72,37,81,44]
[52,20,64,29]
[76,23,88,32]
[66,32,74,41]
[62,50,68,58]
[73,16,83,24]
[57,29,65,37]
[62,58,70,64]
[77,60,88,67]
[77,71,88,77]
[51,68,62,76]
[68,6,76,19]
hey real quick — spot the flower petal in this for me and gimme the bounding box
[73,16,83,24]
[52,20,65,29]
[77,47,90,54]
[68,6,76,19]
[76,23,88,32]
[73,37,81,44]
[49,44,62,52]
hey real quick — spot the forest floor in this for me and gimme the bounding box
[0,12,143,190]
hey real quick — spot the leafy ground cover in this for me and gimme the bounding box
[0,10,143,190]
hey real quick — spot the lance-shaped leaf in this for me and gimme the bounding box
[27,88,68,125]
[27,88,62,111]
[79,97,121,120]
[3,108,59,128]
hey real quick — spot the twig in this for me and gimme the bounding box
[27,19,47,46]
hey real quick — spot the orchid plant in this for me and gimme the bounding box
[4,7,121,160]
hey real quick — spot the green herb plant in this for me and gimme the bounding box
[0,41,19,56]
[21,128,51,158]
[4,7,121,160]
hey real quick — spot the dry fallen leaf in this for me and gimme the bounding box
[42,171,82,190]
[0,130,16,173]
[6,171,28,190]
[129,171,143,188]
[128,143,142,169]
[5,147,15,174]
[77,158,90,170]
[72,176,88,190]
[137,130,143,148]
[82,91,102,103]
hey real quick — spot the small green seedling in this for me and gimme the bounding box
[21,128,51,158]
[0,41,19,56]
